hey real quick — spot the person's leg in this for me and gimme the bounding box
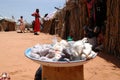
[34,66,42,80]
[19,25,23,33]
[21,25,25,33]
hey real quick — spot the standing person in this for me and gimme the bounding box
[18,16,25,33]
[32,9,41,35]
[84,0,96,26]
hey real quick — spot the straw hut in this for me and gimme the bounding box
[42,0,89,40]
[0,18,16,31]
[42,11,59,34]
[42,0,120,57]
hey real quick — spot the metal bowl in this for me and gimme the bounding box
[24,48,97,67]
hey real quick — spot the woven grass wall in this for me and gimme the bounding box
[104,0,120,57]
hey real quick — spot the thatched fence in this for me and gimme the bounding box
[59,0,87,40]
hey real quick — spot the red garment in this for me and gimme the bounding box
[32,12,40,32]
[85,0,96,22]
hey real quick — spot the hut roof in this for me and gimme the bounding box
[3,18,15,22]
[0,15,15,23]
[44,10,57,20]
[0,16,4,20]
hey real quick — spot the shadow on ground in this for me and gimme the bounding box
[98,52,120,68]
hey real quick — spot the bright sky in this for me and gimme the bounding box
[0,0,66,23]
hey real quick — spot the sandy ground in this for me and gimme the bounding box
[0,31,120,80]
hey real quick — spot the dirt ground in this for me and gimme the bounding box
[0,31,120,80]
